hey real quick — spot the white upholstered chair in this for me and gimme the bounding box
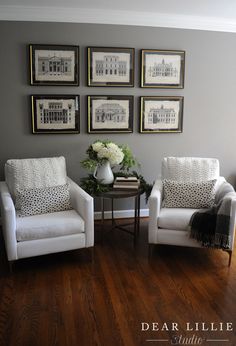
[0,157,94,267]
[148,157,236,266]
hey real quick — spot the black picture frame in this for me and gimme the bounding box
[29,44,79,86]
[88,95,133,133]
[141,49,185,88]
[140,96,184,133]
[31,95,80,134]
[87,47,135,87]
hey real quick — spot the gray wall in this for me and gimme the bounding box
[0,21,236,210]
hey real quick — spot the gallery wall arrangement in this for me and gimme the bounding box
[28,45,185,135]
[1,20,236,197]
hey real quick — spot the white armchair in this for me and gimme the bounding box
[148,157,236,266]
[0,157,94,267]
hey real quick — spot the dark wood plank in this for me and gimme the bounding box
[0,219,235,346]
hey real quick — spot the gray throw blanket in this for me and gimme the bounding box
[189,181,236,249]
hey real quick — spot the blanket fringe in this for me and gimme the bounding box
[214,233,231,249]
[190,228,230,249]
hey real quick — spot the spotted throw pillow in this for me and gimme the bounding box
[163,179,217,208]
[16,184,72,217]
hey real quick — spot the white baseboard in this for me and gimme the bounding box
[94,208,149,220]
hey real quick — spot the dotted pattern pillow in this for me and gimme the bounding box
[16,184,72,217]
[163,179,217,208]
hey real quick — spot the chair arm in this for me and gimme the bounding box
[68,177,94,247]
[216,181,236,250]
[229,197,236,250]
[148,179,162,243]
[0,182,17,260]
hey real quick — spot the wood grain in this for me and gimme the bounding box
[0,219,235,346]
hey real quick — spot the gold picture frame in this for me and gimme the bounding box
[31,95,80,134]
[88,47,135,87]
[29,44,79,86]
[140,96,184,133]
[141,49,185,88]
[88,95,133,133]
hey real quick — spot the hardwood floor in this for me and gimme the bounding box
[0,219,235,346]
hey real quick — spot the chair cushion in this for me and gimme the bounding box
[158,208,199,231]
[16,209,84,241]
[16,184,72,217]
[162,157,219,182]
[5,156,67,200]
[163,179,216,208]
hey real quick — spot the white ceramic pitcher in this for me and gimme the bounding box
[94,161,114,185]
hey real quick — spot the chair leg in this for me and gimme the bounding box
[88,247,95,276]
[148,244,155,258]
[9,261,14,273]
[88,247,94,262]
[92,247,95,263]
[227,250,232,267]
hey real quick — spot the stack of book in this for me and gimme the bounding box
[113,177,140,190]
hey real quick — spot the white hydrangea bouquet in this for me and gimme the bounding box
[92,141,124,166]
[81,140,137,172]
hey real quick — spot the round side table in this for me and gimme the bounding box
[99,188,143,244]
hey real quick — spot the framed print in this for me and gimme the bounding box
[88,47,134,87]
[29,44,79,86]
[31,95,80,134]
[88,95,133,133]
[140,96,183,133]
[141,49,185,88]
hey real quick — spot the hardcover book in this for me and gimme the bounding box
[113,177,140,189]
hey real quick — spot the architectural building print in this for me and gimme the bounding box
[38,101,73,124]
[95,55,127,77]
[95,103,126,123]
[148,59,178,78]
[148,104,176,124]
[38,55,72,76]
